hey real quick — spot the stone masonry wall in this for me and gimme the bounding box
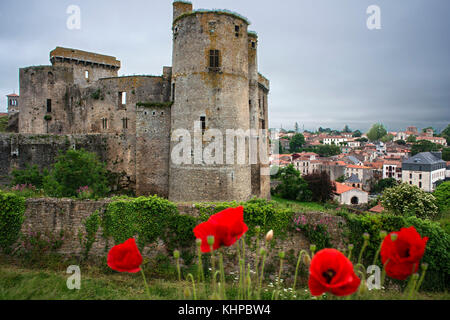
[16,198,347,283]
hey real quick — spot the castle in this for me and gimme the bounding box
[5,1,270,202]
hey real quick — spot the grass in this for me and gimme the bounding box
[1,261,448,300]
[271,195,342,214]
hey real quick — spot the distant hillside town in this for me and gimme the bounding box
[269,124,450,209]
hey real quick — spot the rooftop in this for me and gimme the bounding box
[403,152,445,165]
[50,47,121,68]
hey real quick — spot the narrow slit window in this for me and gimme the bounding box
[200,116,206,134]
[102,118,108,130]
[122,118,129,129]
[46,99,52,113]
[85,71,89,79]
[172,83,175,102]
[209,50,220,69]
[120,92,127,105]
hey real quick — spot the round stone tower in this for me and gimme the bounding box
[169,2,252,202]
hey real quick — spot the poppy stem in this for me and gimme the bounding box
[219,252,227,300]
[257,251,267,299]
[140,268,151,300]
[293,250,308,291]
[187,273,197,300]
[357,239,369,266]
[210,244,216,295]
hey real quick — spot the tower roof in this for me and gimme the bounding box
[7,93,19,97]
[50,47,121,69]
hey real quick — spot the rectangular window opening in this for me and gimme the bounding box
[85,71,89,79]
[120,92,127,105]
[209,50,220,69]
[46,99,52,113]
[200,116,206,134]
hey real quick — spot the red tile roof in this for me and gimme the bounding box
[7,93,19,97]
[369,204,385,213]
[334,182,356,194]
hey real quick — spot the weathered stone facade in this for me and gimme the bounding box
[7,2,270,201]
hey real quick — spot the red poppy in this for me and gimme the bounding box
[308,248,361,297]
[380,226,428,280]
[193,206,248,253]
[107,238,143,273]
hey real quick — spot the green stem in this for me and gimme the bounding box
[372,241,383,267]
[277,258,284,290]
[357,240,369,265]
[381,259,389,288]
[415,268,427,295]
[219,252,226,300]
[140,268,151,300]
[187,273,197,300]
[210,244,216,294]
[257,254,267,299]
[293,250,307,291]
[197,246,204,283]
[176,257,181,281]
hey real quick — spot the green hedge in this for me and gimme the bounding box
[0,192,26,253]
[339,211,450,291]
[195,198,294,241]
[102,196,197,251]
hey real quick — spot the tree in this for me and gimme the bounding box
[272,165,312,201]
[380,183,439,219]
[303,171,336,203]
[294,122,299,133]
[43,149,110,198]
[336,175,346,183]
[411,140,440,156]
[381,134,394,143]
[289,133,305,153]
[315,144,341,157]
[406,135,417,143]
[356,137,368,143]
[10,164,48,189]
[443,147,450,161]
[342,125,352,133]
[422,127,434,133]
[434,181,450,214]
[372,178,397,194]
[352,130,362,138]
[395,139,406,145]
[441,124,450,145]
[366,123,387,142]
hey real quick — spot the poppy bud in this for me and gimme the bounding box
[363,233,370,240]
[390,233,398,241]
[260,248,267,256]
[266,230,274,242]
[348,244,354,251]
[421,263,428,271]
[310,244,317,253]
[207,236,215,246]
[255,226,261,234]
[412,273,420,280]
[173,250,180,259]
[196,238,202,247]
[279,251,285,259]
[302,254,311,266]
[379,230,387,239]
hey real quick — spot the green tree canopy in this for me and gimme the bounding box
[434,181,450,214]
[366,123,388,142]
[43,149,110,198]
[411,140,440,156]
[407,135,417,143]
[315,144,341,157]
[289,133,306,153]
[381,183,439,219]
[352,130,362,138]
[272,165,312,201]
[381,134,394,143]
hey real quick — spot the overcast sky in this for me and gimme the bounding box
[1,0,449,132]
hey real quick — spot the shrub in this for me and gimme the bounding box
[380,183,439,219]
[339,211,450,291]
[102,196,181,250]
[434,181,450,214]
[43,149,110,198]
[0,191,26,253]
[372,178,397,194]
[10,164,48,189]
[195,198,294,241]
[293,214,332,250]
[303,171,335,203]
[79,211,101,259]
[272,165,312,201]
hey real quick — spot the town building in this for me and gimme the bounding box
[334,182,368,205]
[401,152,446,192]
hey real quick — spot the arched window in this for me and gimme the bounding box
[351,196,359,205]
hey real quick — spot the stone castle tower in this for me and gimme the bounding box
[8,1,270,202]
